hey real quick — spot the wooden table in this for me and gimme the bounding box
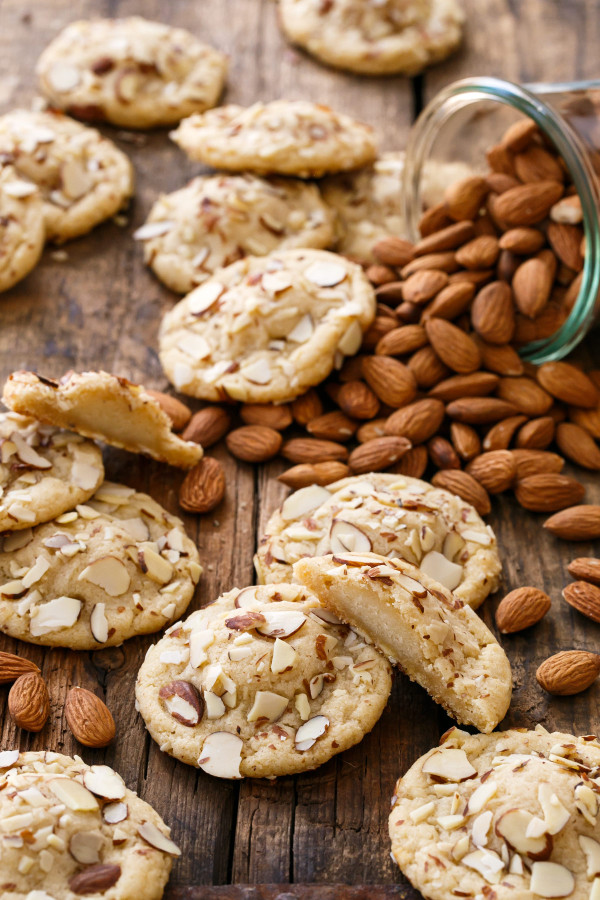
[1,1,599,896]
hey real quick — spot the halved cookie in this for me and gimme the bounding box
[294,551,512,732]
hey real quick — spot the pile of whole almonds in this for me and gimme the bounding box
[171,116,600,540]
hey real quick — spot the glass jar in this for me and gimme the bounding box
[402,76,600,363]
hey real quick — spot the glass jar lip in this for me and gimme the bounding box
[403,75,600,363]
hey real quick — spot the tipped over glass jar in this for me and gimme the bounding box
[402,76,600,362]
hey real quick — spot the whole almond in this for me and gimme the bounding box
[544,505,600,540]
[422,281,475,320]
[240,403,292,431]
[455,235,499,270]
[277,461,349,489]
[414,221,475,256]
[501,118,539,152]
[429,371,499,403]
[391,444,428,478]
[65,687,116,747]
[466,450,516,493]
[492,181,563,226]
[568,558,600,586]
[570,404,600,440]
[476,340,524,376]
[362,356,417,408]
[550,194,583,224]
[8,672,50,732]
[446,397,520,424]
[408,346,450,389]
[348,436,411,474]
[512,257,554,318]
[432,469,491,516]
[470,282,515,344]
[514,473,585,512]
[307,411,357,442]
[402,269,449,304]
[513,145,564,183]
[448,268,494,287]
[537,361,599,408]
[281,438,348,464]
[362,315,397,348]
[547,222,584,271]
[499,227,546,254]
[556,422,600,470]
[428,436,460,470]
[182,406,230,448]
[337,380,380,419]
[450,422,481,461]
[366,264,396,285]
[0,651,40,684]
[226,426,282,463]
[511,448,565,478]
[487,142,516,174]
[444,176,490,221]
[483,415,527,451]
[69,864,122,895]
[372,236,415,267]
[563,581,600,623]
[536,650,600,696]
[375,324,427,356]
[384,398,445,444]
[515,416,555,450]
[496,377,553,417]
[418,202,453,237]
[145,390,191,431]
[179,457,225,514]
[291,389,323,425]
[402,252,457,278]
[424,319,481,374]
[356,418,388,443]
[375,281,404,303]
[495,586,551,633]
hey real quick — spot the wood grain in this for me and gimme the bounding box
[0,1,599,898]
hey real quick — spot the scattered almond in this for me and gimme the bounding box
[348,436,411,474]
[567,558,600,586]
[536,650,600,696]
[145,390,191,431]
[291,389,323,425]
[277,461,349,489]
[179,457,225,514]
[307,411,358,442]
[515,416,555,450]
[563,581,600,624]
[450,422,481,461]
[337,381,380,419]
[361,356,417,408]
[281,438,349,464]
[544,505,600,540]
[182,407,230,448]
[466,450,516,493]
[511,448,565,478]
[515,473,585,512]
[240,403,292,431]
[392,444,428,478]
[8,672,50,732]
[537,361,599,408]
[0,651,40,684]
[428,436,460,470]
[495,587,551,633]
[424,318,481,374]
[226,426,282,463]
[431,469,491,516]
[384,398,445,444]
[555,422,600,470]
[65,687,116,747]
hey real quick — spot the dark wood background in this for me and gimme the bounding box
[0,0,599,896]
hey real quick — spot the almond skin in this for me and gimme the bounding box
[408,346,450,389]
[446,397,520,424]
[361,356,417,408]
[422,281,475,320]
[182,407,230,448]
[455,235,499,270]
[337,380,380,420]
[496,377,553,417]
[281,438,348,464]
[563,581,600,624]
[413,220,475,256]
[476,340,524,376]
[372,235,415,267]
[538,361,599,408]
[567,558,600,586]
[356,418,388,443]
[444,175,490,221]
[391,445,428,478]
[69,864,122,895]
[429,371,499,402]
[307,411,358,442]
[179,457,225,514]
[226,426,282,463]
[0,651,40,684]
[450,422,481,461]
[402,269,449,304]
[384,398,445,444]
[569,404,600,440]
[470,281,515,344]
[495,587,551,633]
[556,422,600,470]
[466,450,516,493]
[375,324,427,357]
[483,415,527,451]
[544,505,600,540]
[428,436,461,470]
[65,687,116,747]
[492,180,564,227]
[515,416,555,450]
[291,389,323,425]
[348,436,411,474]
[536,650,600,696]
[510,448,565,478]
[424,318,482,374]
[145,390,191,431]
[277,461,349,489]
[240,403,292,431]
[431,469,491,516]
[8,672,50,732]
[515,473,585,512]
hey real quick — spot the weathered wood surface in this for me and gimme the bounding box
[0,0,599,896]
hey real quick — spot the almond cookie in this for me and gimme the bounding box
[0,109,133,244]
[135,582,392,778]
[36,16,227,129]
[0,411,104,532]
[3,370,202,469]
[0,165,45,292]
[135,173,335,294]
[390,726,600,900]
[295,551,511,732]
[0,749,179,899]
[322,152,473,264]
[0,482,201,649]
[279,0,464,76]
[171,100,377,177]
[255,473,501,609]
[158,249,376,403]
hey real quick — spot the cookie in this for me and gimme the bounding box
[158,249,375,403]
[36,16,227,129]
[390,726,600,900]
[0,411,104,532]
[3,370,202,469]
[135,173,335,294]
[135,582,392,778]
[0,109,133,244]
[294,551,511,732]
[171,100,377,177]
[0,482,201,649]
[322,152,473,264]
[279,0,464,76]
[0,749,179,899]
[0,165,45,292]
[255,473,501,609]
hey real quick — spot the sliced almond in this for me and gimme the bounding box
[271,638,298,674]
[280,484,331,521]
[422,749,476,782]
[90,603,109,643]
[138,821,181,856]
[69,831,104,865]
[83,765,126,801]
[529,861,574,898]
[329,520,372,555]
[295,715,329,751]
[30,596,81,636]
[48,778,98,812]
[103,801,128,824]
[495,808,552,859]
[256,610,306,639]
[198,732,243,779]
[247,690,288,723]
[79,556,130,597]
[138,546,173,584]
[305,261,346,287]
[419,551,463,592]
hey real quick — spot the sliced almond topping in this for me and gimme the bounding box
[422,748,476,782]
[0,749,19,768]
[103,801,128,825]
[159,681,204,727]
[529,861,575,898]
[188,281,225,315]
[48,60,81,91]
[305,260,346,287]
[262,271,293,293]
[271,638,297,674]
[61,159,93,200]
[224,611,266,632]
[234,587,261,608]
[462,849,504,884]
[295,715,329,751]
[419,551,464,592]
[329,520,372,555]
[189,629,214,669]
[242,358,272,385]
[295,692,311,721]
[338,320,363,356]
[409,801,435,823]
[11,433,51,469]
[3,179,37,198]
[30,596,81,636]
[198,732,243,779]
[79,556,130,597]
[48,778,98,812]
[437,813,466,830]
[138,546,173,584]
[204,691,226,719]
[580,835,600,878]
[538,782,570,834]
[287,314,314,344]
[443,531,466,562]
[90,603,109,643]
[495,808,553,860]
[575,782,599,824]
[395,573,428,599]
[133,220,175,240]
[247,690,288,723]
[138,821,181,856]
[83,765,126,801]
[177,332,211,361]
[466,779,498,814]
[471,810,493,847]
[69,831,104,864]
[256,609,306,639]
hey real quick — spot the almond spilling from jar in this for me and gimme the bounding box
[495,587,551,633]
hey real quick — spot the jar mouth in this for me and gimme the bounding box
[403,76,600,363]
